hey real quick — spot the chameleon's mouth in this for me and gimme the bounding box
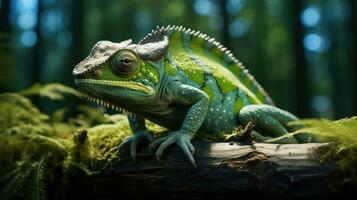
[78,90,135,117]
[75,79,154,95]
[74,78,154,117]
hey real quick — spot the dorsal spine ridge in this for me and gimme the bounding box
[138,25,273,104]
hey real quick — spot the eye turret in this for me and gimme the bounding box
[111,50,138,76]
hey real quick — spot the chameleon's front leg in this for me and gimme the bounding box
[118,115,154,161]
[150,83,209,166]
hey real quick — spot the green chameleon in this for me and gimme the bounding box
[73,25,306,166]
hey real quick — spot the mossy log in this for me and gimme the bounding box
[72,142,343,199]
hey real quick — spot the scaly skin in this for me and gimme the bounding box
[73,25,304,166]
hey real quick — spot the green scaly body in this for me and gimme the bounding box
[73,26,305,165]
[159,28,273,134]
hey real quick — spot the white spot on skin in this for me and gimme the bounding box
[210,108,213,111]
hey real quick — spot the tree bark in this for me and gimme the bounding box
[68,141,347,199]
[293,0,309,118]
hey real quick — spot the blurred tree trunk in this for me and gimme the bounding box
[0,0,12,92]
[30,0,43,105]
[69,0,84,112]
[328,1,355,118]
[218,0,230,49]
[252,1,266,92]
[33,0,42,84]
[293,0,309,117]
[71,0,84,70]
[351,0,357,114]
[0,0,11,32]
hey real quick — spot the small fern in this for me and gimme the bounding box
[290,117,357,144]
[28,158,47,200]
[0,163,24,190]
[0,157,48,200]
[0,161,34,200]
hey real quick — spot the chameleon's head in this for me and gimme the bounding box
[73,33,168,111]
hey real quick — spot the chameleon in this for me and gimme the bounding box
[73,25,306,166]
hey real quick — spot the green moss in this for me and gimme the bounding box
[0,130,68,169]
[88,121,132,164]
[70,129,91,166]
[0,93,49,132]
[86,115,167,168]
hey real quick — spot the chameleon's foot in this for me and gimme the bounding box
[118,130,154,161]
[149,131,196,167]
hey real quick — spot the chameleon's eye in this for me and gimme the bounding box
[111,51,138,76]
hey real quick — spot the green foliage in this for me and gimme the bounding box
[28,158,47,200]
[19,83,81,100]
[288,117,357,189]
[0,157,47,200]
[1,82,356,198]
[0,85,83,200]
[290,117,357,143]
[87,122,131,168]
[0,83,169,199]
[0,129,68,169]
[0,93,49,132]
[0,162,34,200]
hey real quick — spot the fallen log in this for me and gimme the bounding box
[71,141,347,199]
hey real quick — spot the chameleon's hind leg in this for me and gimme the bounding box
[250,131,273,142]
[238,105,299,143]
